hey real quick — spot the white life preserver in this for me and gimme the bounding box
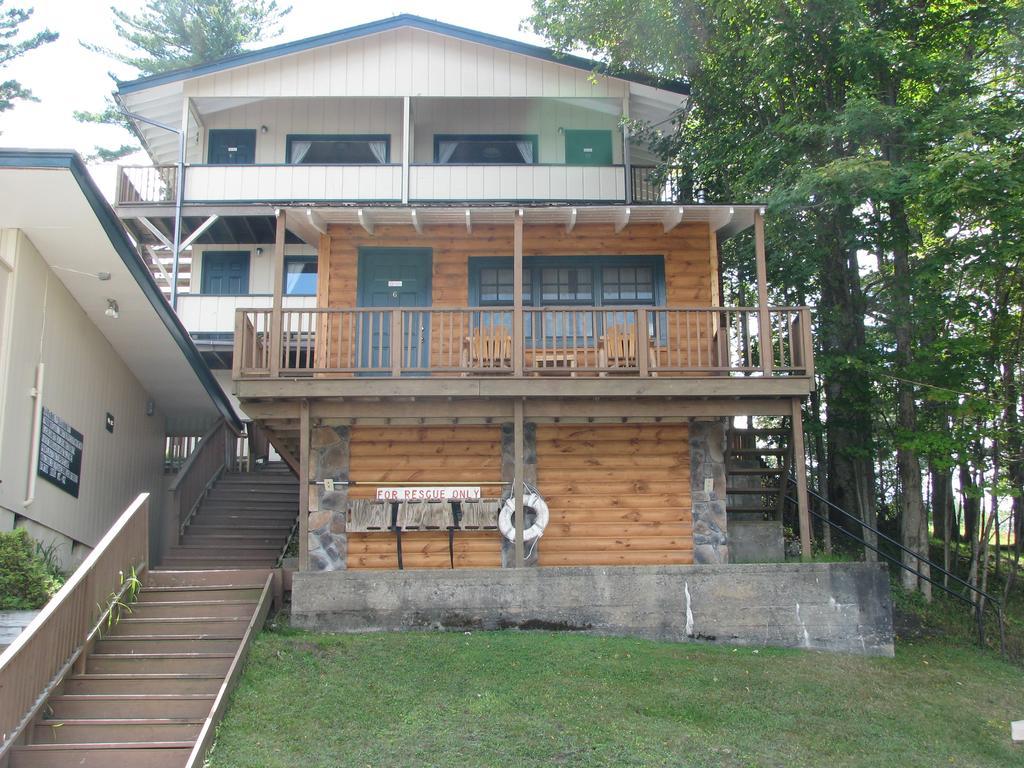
[498,489,549,542]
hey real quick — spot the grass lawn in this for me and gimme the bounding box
[206,627,1024,768]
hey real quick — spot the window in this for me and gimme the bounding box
[285,135,390,164]
[470,257,663,308]
[434,134,539,164]
[284,256,317,295]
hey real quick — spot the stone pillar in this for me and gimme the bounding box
[689,418,729,564]
[307,425,350,571]
[501,421,537,567]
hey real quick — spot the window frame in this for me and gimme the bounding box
[284,133,392,165]
[283,255,318,296]
[433,134,540,164]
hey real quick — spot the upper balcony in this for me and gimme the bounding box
[113,93,690,209]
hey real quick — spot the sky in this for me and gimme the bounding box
[0,0,546,197]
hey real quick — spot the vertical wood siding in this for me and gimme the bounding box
[346,426,503,569]
[184,29,630,100]
[535,424,693,566]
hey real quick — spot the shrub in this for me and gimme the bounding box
[0,529,64,610]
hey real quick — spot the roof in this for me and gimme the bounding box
[0,150,242,433]
[116,13,690,96]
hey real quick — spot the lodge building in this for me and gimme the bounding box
[112,14,815,577]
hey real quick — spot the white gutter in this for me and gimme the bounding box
[23,363,44,507]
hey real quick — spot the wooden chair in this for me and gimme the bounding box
[598,324,657,375]
[461,327,513,373]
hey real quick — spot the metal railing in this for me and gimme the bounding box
[232,305,814,379]
[116,164,177,205]
[790,482,1006,654]
[630,165,691,203]
[0,494,150,756]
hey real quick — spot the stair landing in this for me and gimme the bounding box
[10,569,272,768]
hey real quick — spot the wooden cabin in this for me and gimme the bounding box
[112,15,815,575]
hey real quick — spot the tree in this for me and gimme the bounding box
[76,0,290,161]
[0,2,57,115]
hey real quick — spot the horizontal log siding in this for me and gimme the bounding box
[346,426,503,569]
[536,424,693,567]
[322,222,714,371]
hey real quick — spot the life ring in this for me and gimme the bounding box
[498,490,549,542]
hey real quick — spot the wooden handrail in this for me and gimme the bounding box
[169,420,237,544]
[0,493,150,756]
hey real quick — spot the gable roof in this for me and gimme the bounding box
[116,13,689,97]
[0,150,242,434]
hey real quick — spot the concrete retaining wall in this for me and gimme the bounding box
[292,562,894,656]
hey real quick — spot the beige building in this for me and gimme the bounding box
[0,150,239,570]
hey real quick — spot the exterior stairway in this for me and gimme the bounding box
[10,568,273,767]
[726,427,790,562]
[163,462,298,570]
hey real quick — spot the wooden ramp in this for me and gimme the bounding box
[9,569,272,768]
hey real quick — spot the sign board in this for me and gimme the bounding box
[376,486,481,502]
[37,407,83,498]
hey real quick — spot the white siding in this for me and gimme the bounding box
[409,165,625,202]
[183,28,629,100]
[0,231,166,550]
[183,164,403,202]
[190,243,315,295]
[176,294,316,334]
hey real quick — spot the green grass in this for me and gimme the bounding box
[207,627,1024,768]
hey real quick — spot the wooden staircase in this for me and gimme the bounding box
[10,568,272,767]
[163,462,298,570]
[725,427,791,521]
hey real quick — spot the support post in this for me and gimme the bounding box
[791,397,812,560]
[401,96,411,204]
[298,400,310,571]
[754,208,773,375]
[513,399,525,566]
[390,310,403,376]
[269,210,286,377]
[622,95,632,203]
[170,98,189,309]
[513,211,524,377]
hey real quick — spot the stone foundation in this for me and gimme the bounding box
[307,425,350,571]
[689,419,728,563]
[292,561,894,656]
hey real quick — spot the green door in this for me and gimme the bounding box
[357,248,432,372]
[564,130,613,165]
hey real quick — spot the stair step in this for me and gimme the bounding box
[181,534,287,546]
[730,428,789,435]
[186,519,293,529]
[126,600,257,619]
[87,653,234,675]
[725,487,781,495]
[138,585,265,602]
[46,694,215,719]
[144,569,270,588]
[61,674,224,696]
[726,467,783,475]
[159,561,274,570]
[115,617,249,635]
[165,547,282,559]
[10,742,194,768]
[32,718,203,744]
[729,448,788,456]
[94,636,242,654]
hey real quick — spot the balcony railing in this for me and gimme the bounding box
[232,305,813,380]
[116,164,693,206]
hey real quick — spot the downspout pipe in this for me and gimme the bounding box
[23,362,44,506]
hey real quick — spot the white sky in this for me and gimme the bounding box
[0,0,545,197]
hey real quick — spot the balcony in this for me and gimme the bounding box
[115,164,684,207]
[176,294,317,335]
[231,305,814,400]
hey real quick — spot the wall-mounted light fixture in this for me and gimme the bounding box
[53,266,111,281]
[105,299,119,319]
[260,125,269,134]
[255,247,264,256]
[146,399,155,417]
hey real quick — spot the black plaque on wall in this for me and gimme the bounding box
[37,407,84,498]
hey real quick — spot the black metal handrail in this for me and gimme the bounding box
[788,480,1005,655]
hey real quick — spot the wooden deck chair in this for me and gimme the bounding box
[598,323,658,376]
[461,326,513,373]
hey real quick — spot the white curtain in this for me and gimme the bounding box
[437,140,459,164]
[515,140,534,164]
[368,140,387,164]
[289,141,312,164]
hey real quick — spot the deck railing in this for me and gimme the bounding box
[232,305,813,379]
[116,164,177,205]
[167,419,237,547]
[0,494,150,756]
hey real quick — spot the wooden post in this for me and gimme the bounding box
[298,399,310,571]
[401,96,411,204]
[513,399,525,566]
[513,211,524,377]
[791,397,812,560]
[754,209,773,375]
[621,95,632,203]
[390,310,403,376]
[269,210,286,377]
[637,307,649,377]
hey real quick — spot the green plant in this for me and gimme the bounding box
[97,566,142,634]
[0,529,63,610]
